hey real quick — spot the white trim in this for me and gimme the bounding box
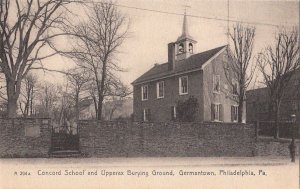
[156,81,164,99]
[179,76,188,95]
[173,106,177,119]
[143,109,147,121]
[134,69,201,86]
[141,85,148,101]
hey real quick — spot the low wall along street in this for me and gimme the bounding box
[79,121,257,157]
[255,137,300,156]
[0,118,298,158]
[0,118,51,158]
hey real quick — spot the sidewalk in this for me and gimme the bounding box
[0,156,297,167]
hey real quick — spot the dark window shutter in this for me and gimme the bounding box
[220,104,223,121]
[147,109,151,121]
[231,106,234,122]
[211,104,215,121]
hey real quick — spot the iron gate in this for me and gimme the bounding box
[50,121,79,152]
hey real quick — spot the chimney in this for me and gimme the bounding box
[168,42,175,71]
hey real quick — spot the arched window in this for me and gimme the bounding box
[189,43,193,53]
[178,43,184,53]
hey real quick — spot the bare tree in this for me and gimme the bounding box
[258,28,300,138]
[102,96,124,121]
[35,82,59,118]
[65,67,90,120]
[19,73,38,117]
[0,0,79,117]
[65,1,129,120]
[225,23,256,123]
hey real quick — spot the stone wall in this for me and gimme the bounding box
[0,118,51,158]
[79,121,256,157]
[255,137,299,157]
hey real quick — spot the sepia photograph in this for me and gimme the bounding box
[0,0,299,188]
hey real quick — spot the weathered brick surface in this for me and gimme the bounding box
[79,121,256,157]
[0,118,51,158]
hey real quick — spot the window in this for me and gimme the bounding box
[179,76,188,95]
[141,85,148,101]
[292,100,298,110]
[143,109,151,122]
[213,75,220,93]
[156,81,164,98]
[189,43,193,53]
[231,105,238,122]
[178,43,184,53]
[294,79,300,86]
[171,106,177,120]
[211,103,223,121]
[232,79,238,96]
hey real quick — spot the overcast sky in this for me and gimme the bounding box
[39,0,299,89]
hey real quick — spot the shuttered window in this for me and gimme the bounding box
[141,85,148,101]
[231,106,238,122]
[156,81,164,98]
[179,76,188,95]
[211,103,223,122]
[143,109,151,122]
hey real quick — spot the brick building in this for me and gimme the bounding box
[246,68,300,122]
[132,13,245,122]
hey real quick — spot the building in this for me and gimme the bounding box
[246,68,300,123]
[132,13,245,122]
[79,97,133,120]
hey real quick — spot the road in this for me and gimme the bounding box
[0,157,298,189]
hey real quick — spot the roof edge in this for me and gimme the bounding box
[131,45,227,85]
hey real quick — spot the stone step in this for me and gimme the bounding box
[50,150,81,158]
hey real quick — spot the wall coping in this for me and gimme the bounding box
[0,118,51,120]
[257,136,300,143]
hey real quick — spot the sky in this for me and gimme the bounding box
[38,0,299,90]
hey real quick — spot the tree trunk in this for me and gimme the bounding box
[97,95,104,120]
[238,85,245,123]
[75,92,79,121]
[30,87,33,116]
[109,106,117,121]
[8,97,18,118]
[274,102,280,139]
[238,96,244,123]
[97,56,108,121]
[6,79,20,118]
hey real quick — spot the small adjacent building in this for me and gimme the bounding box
[246,68,300,122]
[132,13,245,123]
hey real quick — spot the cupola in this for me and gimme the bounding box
[175,11,197,61]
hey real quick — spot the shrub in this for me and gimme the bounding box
[176,96,199,122]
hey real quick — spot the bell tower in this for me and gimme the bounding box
[175,11,197,61]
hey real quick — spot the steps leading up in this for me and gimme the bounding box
[50,150,81,158]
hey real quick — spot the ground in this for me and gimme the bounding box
[0,157,298,189]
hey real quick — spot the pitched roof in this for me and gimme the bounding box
[132,45,226,85]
